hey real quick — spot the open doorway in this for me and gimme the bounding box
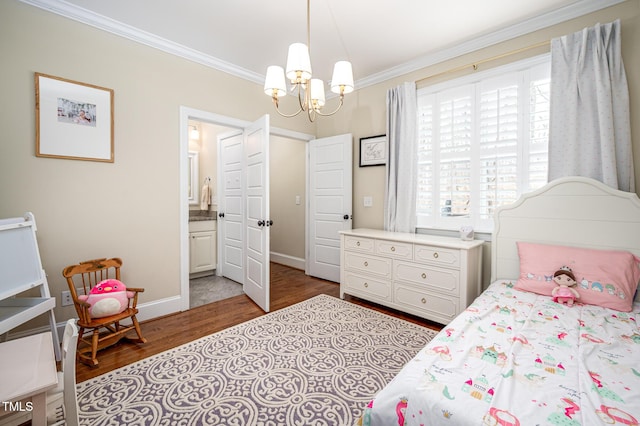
[179,107,313,311]
[189,131,307,308]
[187,119,243,308]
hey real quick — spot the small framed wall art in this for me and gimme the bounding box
[35,72,114,162]
[359,134,387,167]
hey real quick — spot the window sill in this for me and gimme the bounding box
[415,227,492,242]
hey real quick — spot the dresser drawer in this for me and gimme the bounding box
[414,245,460,268]
[375,240,412,259]
[394,261,459,295]
[343,235,375,253]
[343,272,391,301]
[394,285,459,324]
[344,252,392,278]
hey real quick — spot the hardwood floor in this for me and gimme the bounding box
[76,262,443,383]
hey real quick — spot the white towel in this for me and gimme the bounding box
[200,184,211,211]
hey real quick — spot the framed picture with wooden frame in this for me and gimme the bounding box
[359,134,387,167]
[35,72,114,162]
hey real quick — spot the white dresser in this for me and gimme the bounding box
[339,228,483,324]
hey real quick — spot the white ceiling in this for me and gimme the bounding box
[23,0,623,88]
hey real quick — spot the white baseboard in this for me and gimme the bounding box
[270,252,305,270]
[5,295,185,343]
[7,257,307,341]
[136,295,184,321]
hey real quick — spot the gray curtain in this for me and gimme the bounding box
[384,82,417,232]
[548,19,634,192]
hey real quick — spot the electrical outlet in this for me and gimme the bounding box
[61,290,73,306]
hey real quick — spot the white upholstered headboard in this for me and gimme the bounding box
[491,176,640,283]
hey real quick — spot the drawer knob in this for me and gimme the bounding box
[421,273,427,279]
[364,261,369,267]
[356,241,360,246]
[391,246,396,252]
[433,252,439,259]
[421,298,426,304]
[364,282,369,288]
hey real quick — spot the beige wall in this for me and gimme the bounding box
[270,136,306,261]
[0,0,314,329]
[2,0,640,329]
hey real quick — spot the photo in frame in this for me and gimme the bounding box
[35,73,114,162]
[359,135,387,167]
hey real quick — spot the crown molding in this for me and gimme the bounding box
[21,0,627,91]
[19,0,265,85]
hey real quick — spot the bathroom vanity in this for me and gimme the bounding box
[189,218,217,277]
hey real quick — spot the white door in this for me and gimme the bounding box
[244,115,270,312]
[307,134,353,282]
[217,130,244,284]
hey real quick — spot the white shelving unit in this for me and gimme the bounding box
[0,212,60,360]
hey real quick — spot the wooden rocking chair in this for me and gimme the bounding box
[62,257,146,367]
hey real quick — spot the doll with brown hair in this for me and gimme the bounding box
[551,266,580,306]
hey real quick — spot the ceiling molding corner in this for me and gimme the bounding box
[19,0,265,85]
[355,0,627,90]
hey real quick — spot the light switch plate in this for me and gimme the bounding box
[363,196,373,207]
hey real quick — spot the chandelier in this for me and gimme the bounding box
[263,0,354,122]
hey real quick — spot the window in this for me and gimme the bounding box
[416,55,550,232]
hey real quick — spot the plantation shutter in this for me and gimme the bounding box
[416,55,550,232]
[438,87,472,218]
[478,76,519,220]
[417,96,434,218]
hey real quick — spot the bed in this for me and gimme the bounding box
[360,176,640,426]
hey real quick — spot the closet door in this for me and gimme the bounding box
[217,130,244,284]
[243,115,270,312]
[307,134,353,282]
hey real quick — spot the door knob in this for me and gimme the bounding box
[266,220,273,227]
[343,214,349,220]
[218,212,225,218]
[257,220,265,227]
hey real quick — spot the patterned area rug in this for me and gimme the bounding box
[76,294,438,425]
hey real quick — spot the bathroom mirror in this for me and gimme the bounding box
[188,151,199,205]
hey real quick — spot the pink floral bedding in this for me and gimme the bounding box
[361,280,640,425]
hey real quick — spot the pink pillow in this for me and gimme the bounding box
[515,242,640,312]
[77,279,133,318]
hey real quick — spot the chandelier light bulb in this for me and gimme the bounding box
[285,43,312,82]
[330,61,354,94]
[309,79,326,108]
[262,0,353,121]
[264,66,287,97]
